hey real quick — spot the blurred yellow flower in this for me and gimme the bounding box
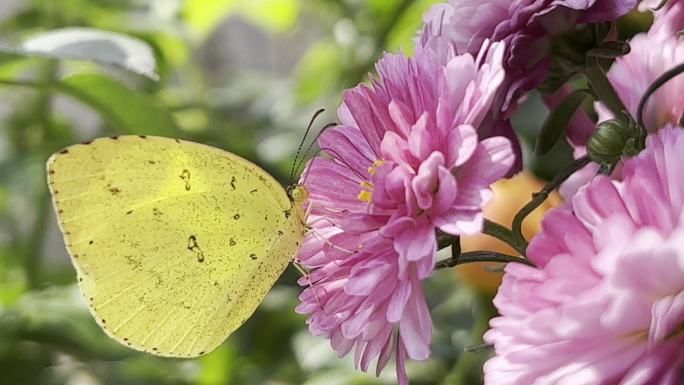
[456,172,562,294]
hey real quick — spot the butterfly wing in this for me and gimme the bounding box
[47,136,306,357]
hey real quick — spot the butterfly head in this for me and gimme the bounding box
[287,184,309,204]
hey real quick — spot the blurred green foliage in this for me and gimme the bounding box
[0,0,634,384]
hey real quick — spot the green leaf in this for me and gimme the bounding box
[386,0,436,55]
[536,89,590,155]
[0,27,158,80]
[0,57,37,80]
[59,73,177,136]
[183,0,238,39]
[198,345,236,385]
[238,0,300,32]
[295,41,340,103]
[183,0,300,39]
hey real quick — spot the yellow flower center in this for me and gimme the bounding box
[357,159,384,202]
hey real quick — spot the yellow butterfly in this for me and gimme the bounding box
[47,135,309,357]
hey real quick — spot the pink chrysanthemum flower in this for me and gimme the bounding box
[421,0,637,113]
[296,37,514,383]
[484,126,684,385]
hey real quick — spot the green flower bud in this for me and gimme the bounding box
[587,119,643,165]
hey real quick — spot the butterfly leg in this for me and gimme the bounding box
[306,228,356,257]
[300,202,354,256]
[291,260,324,309]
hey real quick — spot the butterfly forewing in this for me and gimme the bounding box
[47,136,306,357]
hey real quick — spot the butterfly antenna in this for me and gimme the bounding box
[291,109,326,183]
[298,146,368,194]
[294,122,338,178]
[319,146,369,181]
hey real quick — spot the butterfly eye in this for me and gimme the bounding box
[289,185,309,203]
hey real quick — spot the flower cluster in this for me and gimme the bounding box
[484,3,684,384]
[296,33,514,383]
[295,1,684,384]
[484,127,684,384]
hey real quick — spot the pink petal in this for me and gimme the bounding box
[387,279,412,323]
[345,260,394,296]
[393,220,436,264]
[376,331,395,376]
[318,125,378,176]
[396,338,410,385]
[460,136,515,184]
[398,279,432,361]
[411,152,445,210]
[448,124,478,167]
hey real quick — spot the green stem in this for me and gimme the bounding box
[437,220,521,255]
[584,57,629,119]
[482,219,525,255]
[511,156,592,254]
[636,62,684,130]
[0,78,50,89]
[435,251,535,270]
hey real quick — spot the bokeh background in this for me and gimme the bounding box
[0,1,651,384]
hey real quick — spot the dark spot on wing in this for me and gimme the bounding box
[250,254,257,260]
[277,230,284,236]
[250,189,258,194]
[125,255,142,269]
[233,213,240,220]
[101,319,106,324]
[59,149,69,154]
[187,235,205,262]
[107,184,122,195]
[148,160,156,164]
[229,238,236,246]
[139,135,147,139]
[152,207,163,216]
[126,210,133,215]
[284,211,291,219]
[89,240,94,245]
[48,170,54,175]
[179,169,191,191]
[110,136,119,140]
[175,139,181,144]
[198,351,205,355]
[230,176,236,190]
